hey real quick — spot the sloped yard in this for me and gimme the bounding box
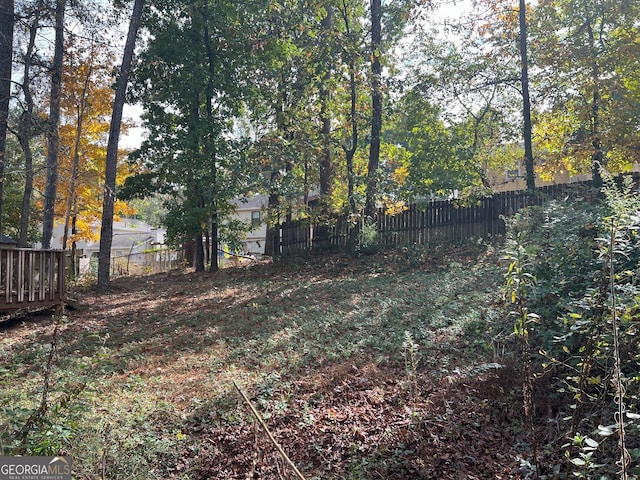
[1,244,548,479]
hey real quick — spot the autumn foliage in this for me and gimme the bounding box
[33,40,136,249]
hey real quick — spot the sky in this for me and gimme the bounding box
[121,103,146,149]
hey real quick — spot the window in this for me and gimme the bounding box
[506,169,520,180]
[251,211,261,227]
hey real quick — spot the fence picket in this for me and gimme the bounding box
[277,175,639,256]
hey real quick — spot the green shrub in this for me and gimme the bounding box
[355,218,380,255]
[500,175,640,478]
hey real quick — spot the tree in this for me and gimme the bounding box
[318,4,334,201]
[477,0,537,190]
[399,6,520,194]
[362,0,421,215]
[130,0,260,271]
[242,1,333,256]
[30,35,135,255]
[518,0,534,191]
[386,89,482,199]
[337,0,365,217]
[365,0,382,218]
[14,7,42,247]
[0,0,14,231]
[97,0,143,291]
[59,39,134,248]
[0,134,31,238]
[531,0,640,178]
[41,0,65,249]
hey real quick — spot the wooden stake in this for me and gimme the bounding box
[232,380,307,480]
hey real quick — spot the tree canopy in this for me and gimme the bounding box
[0,0,639,260]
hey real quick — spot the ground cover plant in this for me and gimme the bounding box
[1,241,532,479]
[1,181,639,479]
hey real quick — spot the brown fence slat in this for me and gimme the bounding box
[28,250,35,302]
[6,250,14,304]
[39,252,46,301]
[278,176,639,256]
[58,252,65,302]
[48,252,55,301]
[17,250,25,302]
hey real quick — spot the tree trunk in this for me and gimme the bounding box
[344,61,358,216]
[313,5,334,249]
[586,17,602,189]
[97,0,144,291]
[41,0,65,249]
[318,4,333,201]
[194,232,205,272]
[264,189,280,257]
[184,238,194,267]
[338,2,359,254]
[199,3,218,273]
[210,215,218,271]
[0,0,13,232]
[62,65,92,250]
[365,0,382,219]
[17,12,39,247]
[341,1,359,251]
[204,228,210,267]
[70,214,77,277]
[18,132,34,247]
[519,0,535,192]
[345,65,359,251]
[264,75,287,258]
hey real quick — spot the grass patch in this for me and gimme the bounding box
[1,243,522,478]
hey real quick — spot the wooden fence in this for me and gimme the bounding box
[279,180,600,256]
[0,249,66,312]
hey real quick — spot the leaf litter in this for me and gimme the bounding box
[0,244,559,478]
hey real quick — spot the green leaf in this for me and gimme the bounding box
[597,425,615,437]
[584,437,598,449]
[586,376,601,385]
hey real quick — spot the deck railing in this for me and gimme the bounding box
[0,248,66,312]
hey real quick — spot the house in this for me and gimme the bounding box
[0,233,17,249]
[47,218,166,258]
[230,195,268,256]
[488,167,593,193]
[485,141,640,193]
[39,219,171,276]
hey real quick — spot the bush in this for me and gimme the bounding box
[502,197,605,342]
[500,176,640,478]
[355,218,381,255]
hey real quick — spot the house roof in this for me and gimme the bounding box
[232,195,268,211]
[110,233,155,250]
[0,233,17,245]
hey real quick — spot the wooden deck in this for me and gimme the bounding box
[0,248,66,312]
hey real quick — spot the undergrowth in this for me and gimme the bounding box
[18,189,640,479]
[7,177,639,478]
[501,174,640,479]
